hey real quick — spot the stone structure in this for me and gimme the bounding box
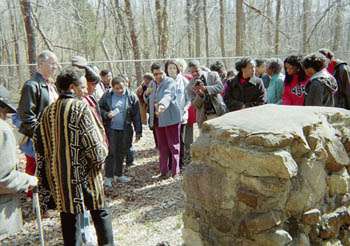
[183,105,350,245]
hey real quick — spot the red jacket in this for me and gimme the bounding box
[183,73,197,126]
[187,105,196,126]
[282,75,309,106]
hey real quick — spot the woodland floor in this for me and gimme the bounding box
[1,126,188,246]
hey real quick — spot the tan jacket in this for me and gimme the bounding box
[0,120,33,195]
[188,71,226,127]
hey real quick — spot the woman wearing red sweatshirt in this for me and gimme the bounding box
[282,55,309,105]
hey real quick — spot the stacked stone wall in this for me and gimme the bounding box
[183,105,350,246]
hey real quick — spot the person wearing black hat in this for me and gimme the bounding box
[0,92,16,119]
[72,56,104,124]
[0,92,37,237]
[72,56,105,101]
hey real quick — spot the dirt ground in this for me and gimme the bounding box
[1,127,186,246]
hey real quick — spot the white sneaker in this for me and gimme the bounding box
[115,175,131,183]
[104,178,113,188]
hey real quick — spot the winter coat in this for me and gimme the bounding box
[282,75,309,106]
[136,83,148,125]
[17,72,54,138]
[0,120,34,195]
[34,93,108,214]
[174,74,191,124]
[188,71,226,127]
[224,75,267,112]
[267,73,285,104]
[333,60,350,109]
[304,69,338,107]
[146,77,182,128]
[99,88,142,136]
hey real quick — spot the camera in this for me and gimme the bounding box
[195,79,203,86]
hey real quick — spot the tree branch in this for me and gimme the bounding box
[243,0,290,40]
[32,11,53,51]
[305,0,350,45]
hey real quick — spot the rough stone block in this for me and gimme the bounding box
[239,211,282,235]
[183,105,350,245]
[303,209,321,225]
[237,187,258,209]
[291,233,310,246]
[321,239,343,246]
[252,229,293,246]
[328,168,350,196]
[182,228,203,246]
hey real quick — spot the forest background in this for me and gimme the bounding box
[0,0,349,93]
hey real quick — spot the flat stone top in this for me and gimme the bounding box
[203,105,350,135]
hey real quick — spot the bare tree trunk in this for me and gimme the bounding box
[124,0,142,85]
[274,0,281,55]
[290,0,296,49]
[113,0,130,74]
[236,0,244,56]
[302,0,311,53]
[203,0,209,66]
[92,0,102,60]
[142,1,150,59]
[194,0,201,58]
[347,19,350,51]
[20,0,36,76]
[155,0,162,57]
[101,2,113,72]
[266,0,272,54]
[219,0,226,60]
[8,0,21,83]
[186,0,193,57]
[332,0,343,52]
[155,0,169,57]
[160,0,169,57]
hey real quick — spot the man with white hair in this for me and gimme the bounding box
[17,50,59,199]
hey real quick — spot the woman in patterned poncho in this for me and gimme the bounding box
[34,67,114,245]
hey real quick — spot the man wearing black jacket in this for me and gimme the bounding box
[17,50,59,197]
[319,48,350,109]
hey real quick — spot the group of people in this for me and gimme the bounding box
[223,50,349,110]
[135,49,349,183]
[0,47,349,245]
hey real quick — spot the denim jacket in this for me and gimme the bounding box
[146,77,181,128]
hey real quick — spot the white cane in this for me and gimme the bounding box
[32,186,45,246]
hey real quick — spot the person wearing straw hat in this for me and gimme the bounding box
[0,91,37,237]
